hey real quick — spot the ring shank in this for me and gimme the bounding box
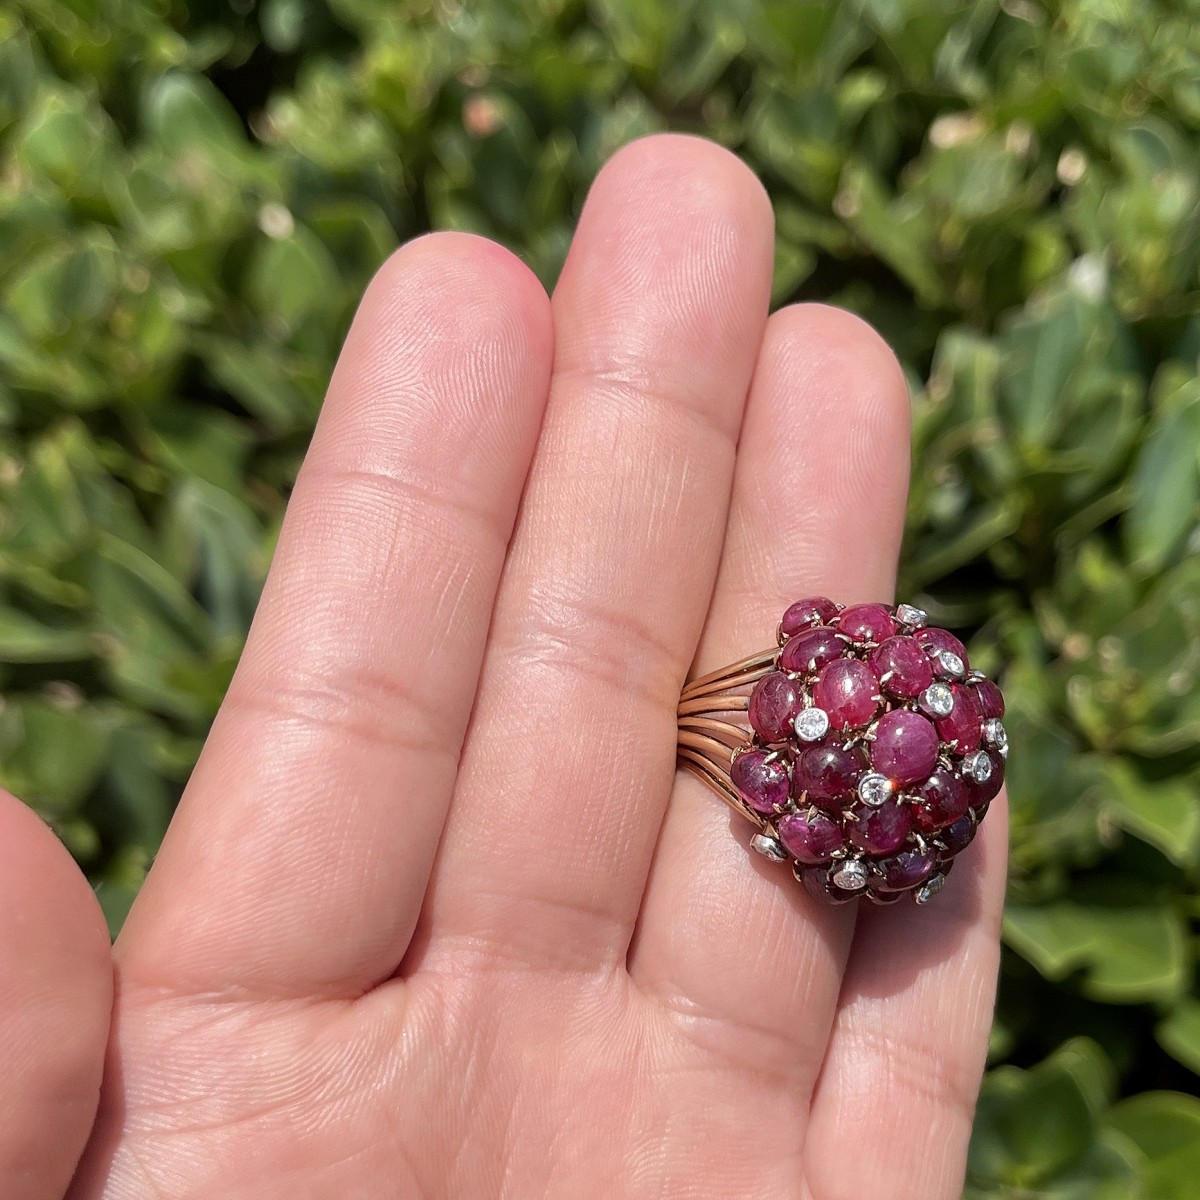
[676,647,778,828]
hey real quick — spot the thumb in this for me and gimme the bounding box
[0,789,112,1200]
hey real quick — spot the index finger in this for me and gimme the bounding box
[117,233,555,998]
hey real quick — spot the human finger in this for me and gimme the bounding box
[629,304,911,1096]
[417,134,774,972]
[118,233,554,997]
[0,791,111,1199]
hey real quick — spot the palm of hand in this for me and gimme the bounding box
[4,137,1004,1200]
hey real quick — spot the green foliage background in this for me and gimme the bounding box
[2,0,1199,1193]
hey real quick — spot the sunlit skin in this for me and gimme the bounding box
[1,135,1006,1200]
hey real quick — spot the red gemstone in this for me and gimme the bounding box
[967,752,1005,806]
[792,744,862,810]
[837,602,897,644]
[730,750,790,814]
[848,802,913,856]
[748,672,802,742]
[781,626,846,675]
[911,769,969,833]
[869,635,934,698]
[916,626,969,669]
[797,864,856,905]
[935,684,984,753]
[780,597,840,636]
[974,677,1005,719]
[870,710,939,784]
[939,814,977,856]
[872,846,937,892]
[778,810,846,864]
[813,658,881,729]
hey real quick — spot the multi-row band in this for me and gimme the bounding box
[677,598,1006,907]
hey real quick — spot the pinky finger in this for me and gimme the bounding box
[802,794,1008,1200]
[0,791,113,1199]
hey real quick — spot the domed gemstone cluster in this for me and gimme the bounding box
[730,598,1005,905]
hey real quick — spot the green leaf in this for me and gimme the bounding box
[997,284,1091,447]
[0,698,111,814]
[836,159,944,303]
[13,84,109,190]
[1109,1092,1200,1200]
[969,1039,1118,1192]
[994,1066,1093,1180]
[141,404,254,495]
[244,224,342,329]
[4,230,121,340]
[0,608,92,662]
[98,721,176,854]
[1101,760,1200,867]
[160,478,265,637]
[87,533,214,717]
[201,337,319,432]
[1004,901,1189,1003]
[93,845,150,940]
[1122,377,1200,574]
[1,423,90,560]
[1156,1001,1200,1077]
[142,72,250,158]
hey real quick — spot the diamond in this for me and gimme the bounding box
[917,627,969,670]
[915,873,946,904]
[936,649,966,679]
[895,603,928,628]
[857,771,894,807]
[793,706,831,743]
[919,681,955,718]
[984,718,1008,756]
[750,832,788,862]
[965,750,994,783]
[830,859,869,891]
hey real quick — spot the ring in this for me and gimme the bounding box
[677,598,1006,906]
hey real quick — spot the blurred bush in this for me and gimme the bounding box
[1,0,1198,1193]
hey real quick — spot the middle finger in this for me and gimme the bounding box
[418,134,774,972]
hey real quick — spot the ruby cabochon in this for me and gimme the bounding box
[732,600,1005,906]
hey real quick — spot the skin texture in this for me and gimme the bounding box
[3,135,1006,1200]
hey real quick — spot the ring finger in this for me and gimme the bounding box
[628,303,912,1090]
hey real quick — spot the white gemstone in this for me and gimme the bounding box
[984,718,1008,756]
[895,603,928,628]
[965,750,994,783]
[915,873,946,904]
[858,772,893,807]
[920,681,955,718]
[937,649,966,679]
[793,706,831,743]
[750,832,788,862]
[831,860,869,891]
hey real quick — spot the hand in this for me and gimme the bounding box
[5,135,1006,1200]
